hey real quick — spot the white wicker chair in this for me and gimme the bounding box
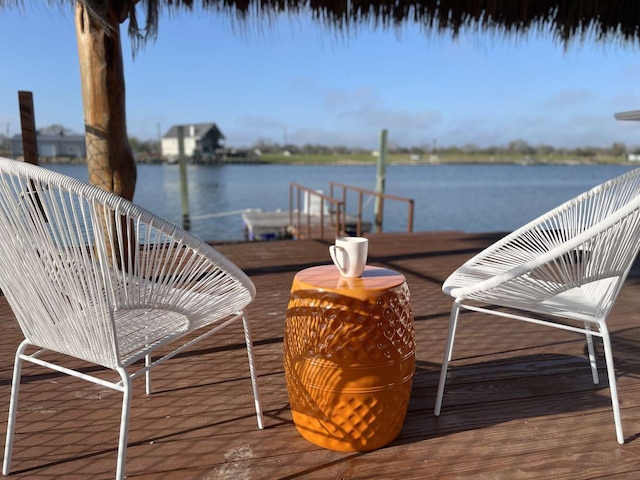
[434,167,640,444]
[0,157,264,479]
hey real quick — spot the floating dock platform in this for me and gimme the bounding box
[242,210,372,241]
[241,210,291,241]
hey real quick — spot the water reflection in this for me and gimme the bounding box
[49,163,636,242]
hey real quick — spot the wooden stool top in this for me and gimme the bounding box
[292,265,406,301]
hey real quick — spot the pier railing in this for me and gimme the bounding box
[329,182,414,235]
[289,183,346,239]
[288,182,414,239]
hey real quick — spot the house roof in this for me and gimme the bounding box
[163,123,225,139]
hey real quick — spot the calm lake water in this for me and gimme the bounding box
[49,163,638,242]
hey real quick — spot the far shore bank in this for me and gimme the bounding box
[5,152,639,167]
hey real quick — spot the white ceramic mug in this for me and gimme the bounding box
[329,236,368,277]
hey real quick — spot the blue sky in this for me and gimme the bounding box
[3,3,640,150]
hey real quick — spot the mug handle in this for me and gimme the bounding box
[329,245,349,276]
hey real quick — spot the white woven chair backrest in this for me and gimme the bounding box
[453,167,640,318]
[0,158,254,369]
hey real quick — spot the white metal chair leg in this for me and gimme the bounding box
[434,300,461,416]
[601,326,624,444]
[241,311,264,429]
[2,340,29,476]
[145,354,152,395]
[584,321,599,384]
[115,367,133,480]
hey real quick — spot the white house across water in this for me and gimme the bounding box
[160,123,225,162]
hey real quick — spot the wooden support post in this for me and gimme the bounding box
[18,91,39,165]
[374,129,388,233]
[177,126,191,231]
[18,91,47,220]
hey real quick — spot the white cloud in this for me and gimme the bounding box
[235,115,286,130]
[609,93,640,111]
[544,89,593,107]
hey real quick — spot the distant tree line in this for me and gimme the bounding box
[0,133,634,160]
[128,137,160,155]
[249,138,635,158]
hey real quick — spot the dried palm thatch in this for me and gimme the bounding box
[3,1,640,49]
[86,1,640,49]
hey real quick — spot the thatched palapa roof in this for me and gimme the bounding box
[3,1,640,49]
[91,1,640,49]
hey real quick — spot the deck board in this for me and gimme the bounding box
[2,231,640,479]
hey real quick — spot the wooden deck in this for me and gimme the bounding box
[3,231,640,479]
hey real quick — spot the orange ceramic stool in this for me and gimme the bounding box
[284,265,415,451]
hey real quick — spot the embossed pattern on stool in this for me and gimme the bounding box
[283,282,415,451]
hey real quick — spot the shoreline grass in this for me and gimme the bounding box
[255,152,630,166]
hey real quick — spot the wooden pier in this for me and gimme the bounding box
[239,181,412,241]
[2,231,640,479]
